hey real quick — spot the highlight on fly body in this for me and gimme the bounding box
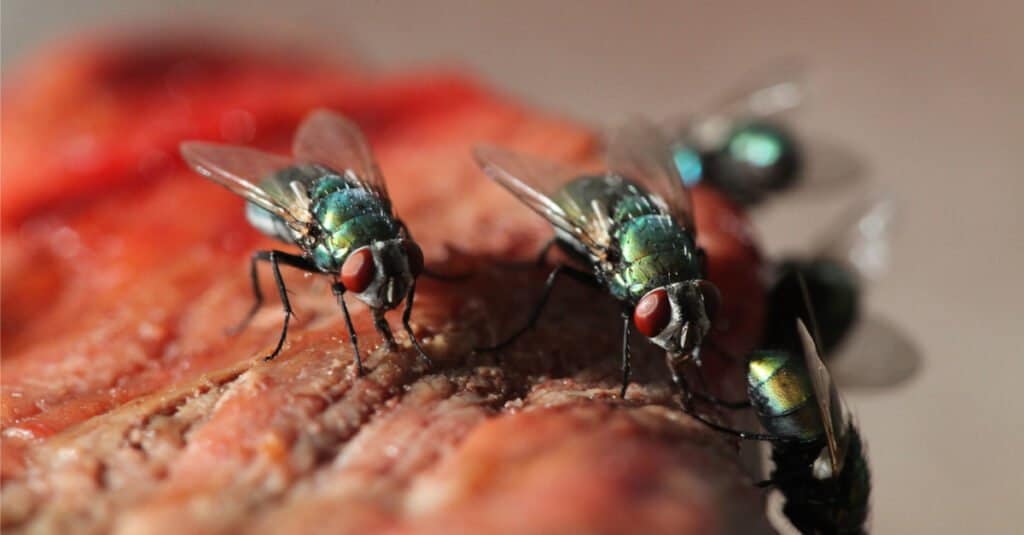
[180,109,438,374]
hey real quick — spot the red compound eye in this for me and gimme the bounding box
[403,240,424,277]
[634,288,671,338]
[341,247,375,293]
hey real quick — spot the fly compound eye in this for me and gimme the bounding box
[634,288,671,338]
[341,247,375,293]
[403,240,424,277]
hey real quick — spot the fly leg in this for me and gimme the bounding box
[332,282,364,376]
[683,382,794,443]
[476,264,598,352]
[373,307,398,351]
[534,238,557,267]
[674,338,751,409]
[226,252,266,336]
[396,218,472,281]
[232,250,319,362]
[619,313,633,398]
[666,355,696,411]
[402,280,435,367]
[691,364,752,409]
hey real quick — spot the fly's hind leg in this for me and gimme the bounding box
[373,307,398,351]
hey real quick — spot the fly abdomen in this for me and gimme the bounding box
[832,428,871,534]
[747,350,825,441]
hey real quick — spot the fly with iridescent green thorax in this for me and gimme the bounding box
[473,120,721,400]
[180,110,433,373]
[668,64,808,207]
[697,319,872,534]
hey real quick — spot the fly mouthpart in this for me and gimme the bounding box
[679,321,697,353]
[385,279,397,305]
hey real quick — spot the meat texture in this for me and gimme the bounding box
[1,34,769,534]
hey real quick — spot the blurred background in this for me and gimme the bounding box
[3,1,1021,533]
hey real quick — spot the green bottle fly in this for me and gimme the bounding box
[181,109,432,374]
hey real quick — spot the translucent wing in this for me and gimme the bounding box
[796,136,866,196]
[606,119,696,231]
[292,109,390,204]
[684,61,807,149]
[828,316,922,389]
[813,195,898,284]
[180,142,309,229]
[473,145,607,253]
[796,318,844,474]
[708,60,806,120]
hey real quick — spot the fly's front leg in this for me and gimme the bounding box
[402,280,435,367]
[373,307,397,351]
[620,313,633,398]
[666,354,695,411]
[332,282,364,375]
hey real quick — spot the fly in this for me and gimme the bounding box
[695,317,872,534]
[473,119,722,402]
[180,109,434,374]
[670,62,862,207]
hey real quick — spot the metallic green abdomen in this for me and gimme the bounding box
[747,350,824,441]
[310,177,397,271]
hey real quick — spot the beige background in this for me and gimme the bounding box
[3,1,1022,533]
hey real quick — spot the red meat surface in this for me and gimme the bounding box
[1,35,768,534]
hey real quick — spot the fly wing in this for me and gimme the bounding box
[180,142,309,229]
[702,60,806,124]
[473,145,609,253]
[606,119,697,232]
[291,109,391,208]
[796,318,845,475]
[813,194,898,284]
[681,61,807,149]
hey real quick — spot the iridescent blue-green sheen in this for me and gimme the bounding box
[310,178,397,271]
[747,349,824,442]
[613,215,700,298]
[728,125,786,169]
[554,175,703,302]
[672,144,704,187]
